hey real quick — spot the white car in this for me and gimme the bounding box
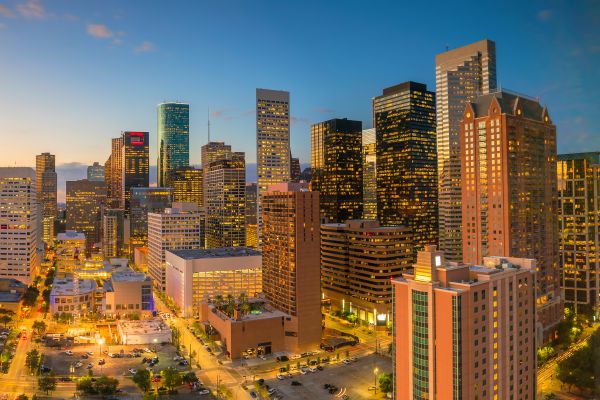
[198,389,210,395]
[259,355,267,360]
[300,368,308,375]
[309,367,317,372]
[267,388,276,395]
[128,368,137,375]
[173,356,183,361]
[290,354,301,360]
[342,359,351,365]
[276,374,285,380]
[74,361,83,368]
[65,350,73,356]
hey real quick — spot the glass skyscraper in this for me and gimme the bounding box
[157,102,190,187]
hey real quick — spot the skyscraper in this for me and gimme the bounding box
[87,162,105,182]
[461,90,560,342]
[392,246,536,400]
[256,88,290,243]
[121,131,150,210]
[205,150,246,248]
[0,168,40,284]
[169,167,202,210]
[108,137,124,206]
[130,187,173,249]
[66,179,107,251]
[148,203,202,291]
[321,219,412,326]
[245,182,258,249]
[310,118,363,223]
[362,128,377,219]
[262,183,321,352]
[290,155,301,182]
[102,208,125,258]
[201,141,232,212]
[374,82,438,252]
[35,153,57,244]
[557,153,600,314]
[157,102,190,187]
[436,39,497,262]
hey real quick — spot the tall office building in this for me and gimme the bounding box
[201,142,232,212]
[148,203,202,291]
[290,156,301,182]
[461,90,560,342]
[102,208,125,258]
[262,183,321,352]
[130,187,173,249]
[311,118,363,223]
[121,131,150,210]
[436,39,497,262]
[205,150,246,248]
[169,167,202,210]
[321,219,411,325]
[245,183,258,249]
[108,137,124,206]
[256,88,291,243]
[362,128,377,219]
[157,102,190,187]
[35,153,57,244]
[374,82,438,252]
[0,168,40,284]
[87,162,105,182]
[66,179,107,251]
[392,246,536,400]
[557,153,600,314]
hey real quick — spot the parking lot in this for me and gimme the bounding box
[262,354,392,400]
[42,341,189,378]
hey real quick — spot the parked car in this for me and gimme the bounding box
[198,389,210,395]
[98,359,106,365]
[291,381,302,386]
[128,368,137,374]
[65,350,73,356]
[276,374,285,380]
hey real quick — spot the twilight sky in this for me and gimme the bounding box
[0,0,598,175]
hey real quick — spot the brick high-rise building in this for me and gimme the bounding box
[436,39,497,262]
[392,246,536,400]
[557,152,600,314]
[310,118,363,223]
[321,219,411,326]
[461,90,560,342]
[262,183,321,352]
[66,179,107,251]
[374,82,438,252]
[36,153,57,244]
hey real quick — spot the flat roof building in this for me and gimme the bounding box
[118,319,172,345]
[55,230,86,275]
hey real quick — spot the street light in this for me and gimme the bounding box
[97,337,105,373]
[373,367,379,395]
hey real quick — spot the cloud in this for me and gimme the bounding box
[290,116,310,126]
[0,4,14,17]
[537,9,552,21]
[0,22,5,28]
[316,107,334,114]
[16,0,46,19]
[86,23,113,39]
[134,41,156,53]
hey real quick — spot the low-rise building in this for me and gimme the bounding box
[165,247,262,317]
[134,247,149,273]
[50,277,97,316]
[117,319,172,345]
[55,231,86,275]
[103,269,153,318]
[0,278,27,313]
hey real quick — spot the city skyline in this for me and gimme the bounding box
[0,1,597,171]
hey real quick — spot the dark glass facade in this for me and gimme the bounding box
[310,118,363,223]
[130,187,173,247]
[374,82,438,252]
[157,102,190,187]
[121,131,150,211]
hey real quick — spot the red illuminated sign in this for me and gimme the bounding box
[129,132,145,146]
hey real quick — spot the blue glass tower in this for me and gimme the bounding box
[157,102,190,187]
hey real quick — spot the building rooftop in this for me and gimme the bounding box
[111,269,151,282]
[0,292,23,302]
[56,230,86,241]
[0,278,27,289]
[169,247,261,260]
[118,319,172,335]
[51,278,96,296]
[469,90,549,122]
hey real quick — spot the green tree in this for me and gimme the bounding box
[379,373,393,393]
[76,377,95,394]
[161,367,182,391]
[95,376,119,395]
[182,371,198,383]
[26,349,40,373]
[555,329,600,394]
[16,395,28,400]
[133,369,152,392]
[38,373,56,395]
[0,351,11,370]
[142,393,158,400]
[32,320,47,335]
[0,315,11,328]
[537,346,554,365]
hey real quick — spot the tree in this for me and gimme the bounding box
[0,315,11,328]
[23,287,40,307]
[16,395,28,400]
[537,346,554,365]
[76,377,95,394]
[95,376,119,395]
[142,393,158,400]
[26,349,40,373]
[133,369,152,392]
[161,367,182,391]
[38,373,56,395]
[0,351,11,371]
[379,373,393,393]
[32,320,47,335]
[555,329,600,394]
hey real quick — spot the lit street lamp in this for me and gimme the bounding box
[373,367,379,395]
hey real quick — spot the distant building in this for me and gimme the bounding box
[0,278,27,313]
[321,220,412,326]
[107,137,124,206]
[148,203,202,291]
[262,182,321,353]
[157,102,190,187]
[374,81,438,252]
[121,131,150,210]
[66,180,107,251]
[0,167,40,284]
[133,247,149,273]
[256,88,291,244]
[393,246,536,400]
[36,153,57,244]
[50,277,97,316]
[169,167,202,210]
[361,128,377,219]
[118,319,172,345]
[462,90,560,342]
[55,231,86,275]
[103,268,153,318]
[101,208,125,258]
[87,162,105,182]
[201,142,232,213]
[311,118,363,223]
[290,156,301,182]
[130,187,173,249]
[557,152,600,314]
[165,248,262,317]
[245,183,258,248]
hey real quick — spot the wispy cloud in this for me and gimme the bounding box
[537,9,552,21]
[291,116,310,125]
[87,23,113,39]
[134,41,156,54]
[16,0,46,19]
[0,4,14,17]
[315,107,334,114]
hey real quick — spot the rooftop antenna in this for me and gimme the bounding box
[445,43,449,52]
[207,107,211,143]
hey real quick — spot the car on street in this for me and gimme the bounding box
[249,391,257,398]
[98,359,106,365]
[128,368,137,374]
[75,362,83,368]
[276,374,285,380]
[87,363,93,369]
[291,381,302,386]
[309,366,317,372]
[198,389,210,395]
[143,348,152,353]
[342,359,351,365]
[267,388,276,395]
[65,350,73,356]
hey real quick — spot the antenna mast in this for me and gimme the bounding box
[207,107,211,143]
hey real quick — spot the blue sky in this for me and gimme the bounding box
[0,0,598,171]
